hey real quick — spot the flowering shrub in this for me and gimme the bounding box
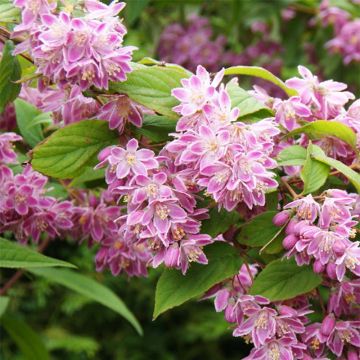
[0,0,360,359]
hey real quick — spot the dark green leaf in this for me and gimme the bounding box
[236,211,283,254]
[29,268,142,335]
[1,313,50,360]
[31,120,118,179]
[69,167,105,186]
[0,238,76,269]
[110,65,190,118]
[14,99,44,148]
[0,296,10,318]
[0,41,21,113]
[201,208,240,237]
[153,242,243,319]
[250,258,322,301]
[125,0,150,25]
[277,145,307,166]
[133,114,176,143]
[286,120,357,150]
[301,143,330,194]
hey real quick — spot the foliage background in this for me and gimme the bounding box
[1,0,359,359]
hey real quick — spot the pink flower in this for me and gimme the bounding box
[233,307,277,347]
[96,139,158,181]
[97,95,143,133]
[335,242,360,281]
[0,132,22,164]
[326,321,360,356]
[172,65,224,117]
[284,195,320,223]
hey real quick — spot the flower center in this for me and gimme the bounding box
[126,154,136,165]
[156,205,169,220]
[255,312,268,329]
[269,343,280,360]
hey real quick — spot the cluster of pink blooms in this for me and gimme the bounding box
[317,0,360,64]
[157,15,226,72]
[274,191,360,281]
[166,65,279,211]
[206,258,360,358]
[12,0,135,90]
[157,16,284,96]
[251,65,359,170]
[95,137,214,276]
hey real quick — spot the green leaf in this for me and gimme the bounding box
[29,268,142,335]
[286,120,357,150]
[125,0,150,25]
[310,145,360,193]
[201,208,240,237]
[301,143,330,194]
[0,0,20,23]
[0,296,10,318]
[69,167,105,186]
[110,65,190,118]
[153,242,243,319]
[224,66,297,97]
[0,238,76,269]
[226,79,273,118]
[277,145,307,166]
[133,114,176,143]
[236,211,283,254]
[1,313,50,360]
[31,120,118,179]
[0,41,21,113]
[14,99,44,148]
[26,112,53,129]
[250,258,322,301]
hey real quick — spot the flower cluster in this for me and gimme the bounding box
[95,138,214,275]
[157,15,226,72]
[13,0,135,90]
[166,66,279,211]
[206,264,316,359]
[252,65,358,168]
[274,192,360,281]
[318,0,360,64]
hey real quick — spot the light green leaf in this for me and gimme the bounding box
[0,296,10,318]
[250,258,322,301]
[226,79,273,118]
[236,211,283,254]
[1,313,50,360]
[153,242,243,319]
[110,65,190,118]
[0,41,21,113]
[301,143,330,194]
[29,267,142,335]
[31,120,118,179]
[311,145,360,193]
[26,112,53,129]
[14,99,44,148]
[201,208,240,237]
[0,238,76,269]
[277,145,307,166]
[133,114,176,143]
[286,120,357,150]
[224,66,297,97]
[0,0,20,22]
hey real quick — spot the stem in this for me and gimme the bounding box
[0,237,51,296]
[281,177,300,199]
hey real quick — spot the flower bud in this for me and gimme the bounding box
[282,234,298,249]
[273,211,290,226]
[285,219,298,235]
[326,263,337,280]
[320,313,336,337]
[313,260,325,273]
[333,241,346,257]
